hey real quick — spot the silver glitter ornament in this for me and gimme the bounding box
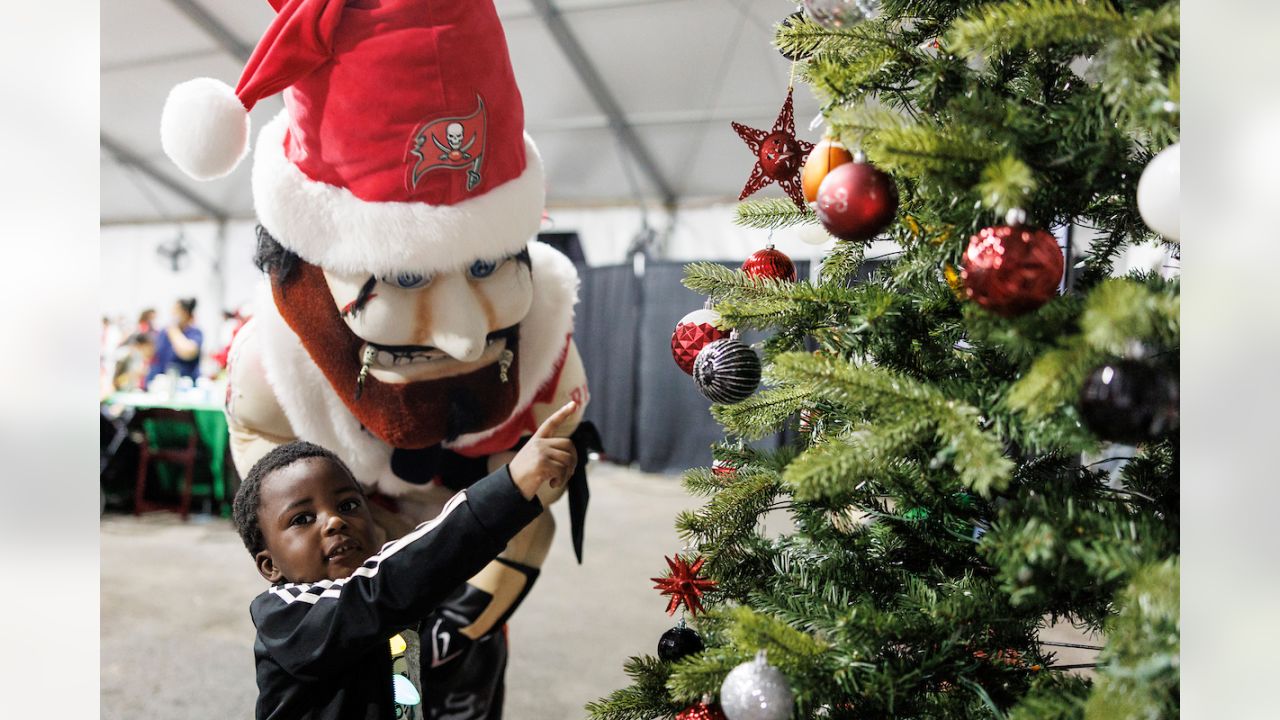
[719,650,794,720]
[802,0,879,30]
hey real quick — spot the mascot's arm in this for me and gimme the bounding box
[456,340,589,640]
[224,319,298,478]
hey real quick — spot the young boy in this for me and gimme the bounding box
[232,401,579,720]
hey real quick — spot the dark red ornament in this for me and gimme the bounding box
[815,157,899,241]
[672,308,730,375]
[651,555,718,616]
[741,245,797,282]
[711,459,739,477]
[960,222,1064,317]
[733,88,815,210]
[677,702,729,720]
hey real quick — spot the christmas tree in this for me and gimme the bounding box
[589,1,1178,718]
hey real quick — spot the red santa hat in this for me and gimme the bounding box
[160,0,545,276]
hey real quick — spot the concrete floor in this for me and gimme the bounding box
[101,462,1097,719]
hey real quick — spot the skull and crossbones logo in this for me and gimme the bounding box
[433,122,475,162]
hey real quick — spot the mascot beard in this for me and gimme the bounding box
[269,258,523,451]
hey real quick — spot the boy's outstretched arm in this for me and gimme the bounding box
[250,465,541,682]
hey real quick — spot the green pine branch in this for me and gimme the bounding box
[819,240,867,286]
[1084,558,1179,719]
[733,198,819,230]
[585,656,682,720]
[770,352,1014,494]
[666,607,831,706]
[710,386,814,440]
[783,425,928,503]
[947,1,1125,57]
[867,122,1004,178]
[1006,277,1179,421]
[976,154,1039,214]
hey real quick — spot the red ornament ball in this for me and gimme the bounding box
[672,308,730,375]
[677,702,729,720]
[815,159,899,241]
[758,132,804,180]
[741,245,797,282]
[960,223,1064,317]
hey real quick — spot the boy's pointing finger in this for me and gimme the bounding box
[533,400,577,439]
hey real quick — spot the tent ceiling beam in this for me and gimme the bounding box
[165,0,252,62]
[528,104,790,133]
[528,0,678,209]
[501,0,684,21]
[101,134,229,223]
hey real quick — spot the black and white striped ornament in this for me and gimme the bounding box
[692,336,761,404]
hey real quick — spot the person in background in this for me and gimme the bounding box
[100,316,126,398]
[100,316,124,365]
[211,307,249,373]
[148,297,204,382]
[136,308,157,338]
[113,334,156,391]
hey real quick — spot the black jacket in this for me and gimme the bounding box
[250,466,542,720]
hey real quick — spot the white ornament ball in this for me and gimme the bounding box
[798,225,833,246]
[1136,143,1180,241]
[719,651,794,720]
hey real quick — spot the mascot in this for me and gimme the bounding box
[159,2,594,718]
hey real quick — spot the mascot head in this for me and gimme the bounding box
[161,0,563,450]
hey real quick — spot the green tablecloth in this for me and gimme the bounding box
[107,392,231,514]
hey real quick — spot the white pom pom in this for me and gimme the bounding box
[160,78,250,181]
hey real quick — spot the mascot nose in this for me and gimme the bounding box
[422,274,489,362]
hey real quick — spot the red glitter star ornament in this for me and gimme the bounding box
[651,555,718,616]
[732,87,815,210]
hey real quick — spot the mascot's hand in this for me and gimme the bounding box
[508,401,578,500]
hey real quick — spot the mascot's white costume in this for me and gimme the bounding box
[160,2,595,717]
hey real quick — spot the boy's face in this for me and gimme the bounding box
[254,457,378,584]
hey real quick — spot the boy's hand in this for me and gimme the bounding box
[508,401,579,501]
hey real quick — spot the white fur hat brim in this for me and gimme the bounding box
[252,110,546,277]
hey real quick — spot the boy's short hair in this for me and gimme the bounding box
[232,441,362,556]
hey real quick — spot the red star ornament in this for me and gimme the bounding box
[651,555,718,616]
[732,87,815,210]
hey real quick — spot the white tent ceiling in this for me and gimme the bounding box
[101,0,823,225]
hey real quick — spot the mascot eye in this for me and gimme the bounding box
[469,259,499,279]
[383,271,430,289]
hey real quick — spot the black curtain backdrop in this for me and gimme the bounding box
[573,258,811,474]
[574,263,641,464]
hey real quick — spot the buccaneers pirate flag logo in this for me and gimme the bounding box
[406,95,487,192]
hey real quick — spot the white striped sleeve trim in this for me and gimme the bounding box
[267,491,470,606]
